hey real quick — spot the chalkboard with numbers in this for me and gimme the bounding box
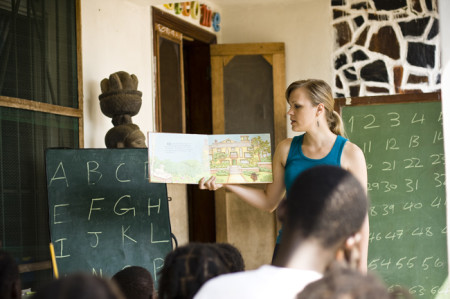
[336,92,448,297]
[45,148,172,285]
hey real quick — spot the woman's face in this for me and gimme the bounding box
[287,87,318,132]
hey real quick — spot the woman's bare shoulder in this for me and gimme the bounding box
[278,137,293,148]
[342,141,366,167]
[277,138,294,154]
[275,138,294,166]
[342,140,368,188]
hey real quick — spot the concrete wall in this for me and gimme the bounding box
[81,0,154,148]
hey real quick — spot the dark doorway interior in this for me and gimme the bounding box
[153,8,216,243]
[184,40,215,242]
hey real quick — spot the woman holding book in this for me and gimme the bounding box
[199,79,369,272]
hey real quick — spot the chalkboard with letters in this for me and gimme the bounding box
[45,148,172,284]
[336,92,449,297]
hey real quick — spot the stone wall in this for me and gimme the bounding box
[332,0,441,97]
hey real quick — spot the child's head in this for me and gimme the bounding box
[32,273,123,299]
[285,165,368,248]
[112,266,155,299]
[297,262,411,299]
[212,243,245,272]
[158,243,231,299]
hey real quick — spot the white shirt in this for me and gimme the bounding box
[194,265,322,299]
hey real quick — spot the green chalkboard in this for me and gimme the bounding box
[337,93,449,298]
[45,148,172,285]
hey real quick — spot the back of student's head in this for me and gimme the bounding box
[211,243,245,272]
[285,165,368,247]
[297,263,411,299]
[0,250,21,299]
[112,266,155,299]
[157,243,231,299]
[32,273,123,299]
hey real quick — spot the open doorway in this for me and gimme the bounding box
[152,7,216,243]
[183,39,216,242]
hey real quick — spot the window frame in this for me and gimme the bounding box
[0,0,83,273]
[0,0,84,148]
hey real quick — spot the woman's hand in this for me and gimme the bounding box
[198,138,291,211]
[199,176,223,191]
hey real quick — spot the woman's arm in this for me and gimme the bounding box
[342,141,369,273]
[199,138,292,212]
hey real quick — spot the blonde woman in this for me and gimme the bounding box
[200,79,369,272]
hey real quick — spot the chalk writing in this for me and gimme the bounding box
[363,114,380,129]
[89,198,104,220]
[49,162,69,187]
[388,112,400,127]
[116,163,131,182]
[403,158,423,168]
[341,100,447,296]
[87,161,102,185]
[148,198,161,215]
[46,149,172,288]
[54,204,70,224]
[153,258,165,281]
[92,268,103,277]
[87,232,102,248]
[114,195,136,216]
[55,238,70,258]
[122,225,137,245]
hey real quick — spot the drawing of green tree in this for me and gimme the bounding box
[250,136,270,162]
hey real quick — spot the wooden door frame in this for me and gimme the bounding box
[152,7,216,44]
[210,43,287,147]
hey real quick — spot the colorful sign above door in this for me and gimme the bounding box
[163,2,221,32]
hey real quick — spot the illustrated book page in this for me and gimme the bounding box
[147,132,273,184]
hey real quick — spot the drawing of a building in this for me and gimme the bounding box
[209,135,253,166]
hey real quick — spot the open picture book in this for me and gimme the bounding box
[147,132,273,184]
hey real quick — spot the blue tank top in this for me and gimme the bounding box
[277,134,348,243]
[284,134,347,194]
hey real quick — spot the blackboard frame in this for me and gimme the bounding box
[334,92,441,113]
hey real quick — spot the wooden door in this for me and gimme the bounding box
[210,43,286,269]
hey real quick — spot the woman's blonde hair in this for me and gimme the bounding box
[285,79,346,137]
